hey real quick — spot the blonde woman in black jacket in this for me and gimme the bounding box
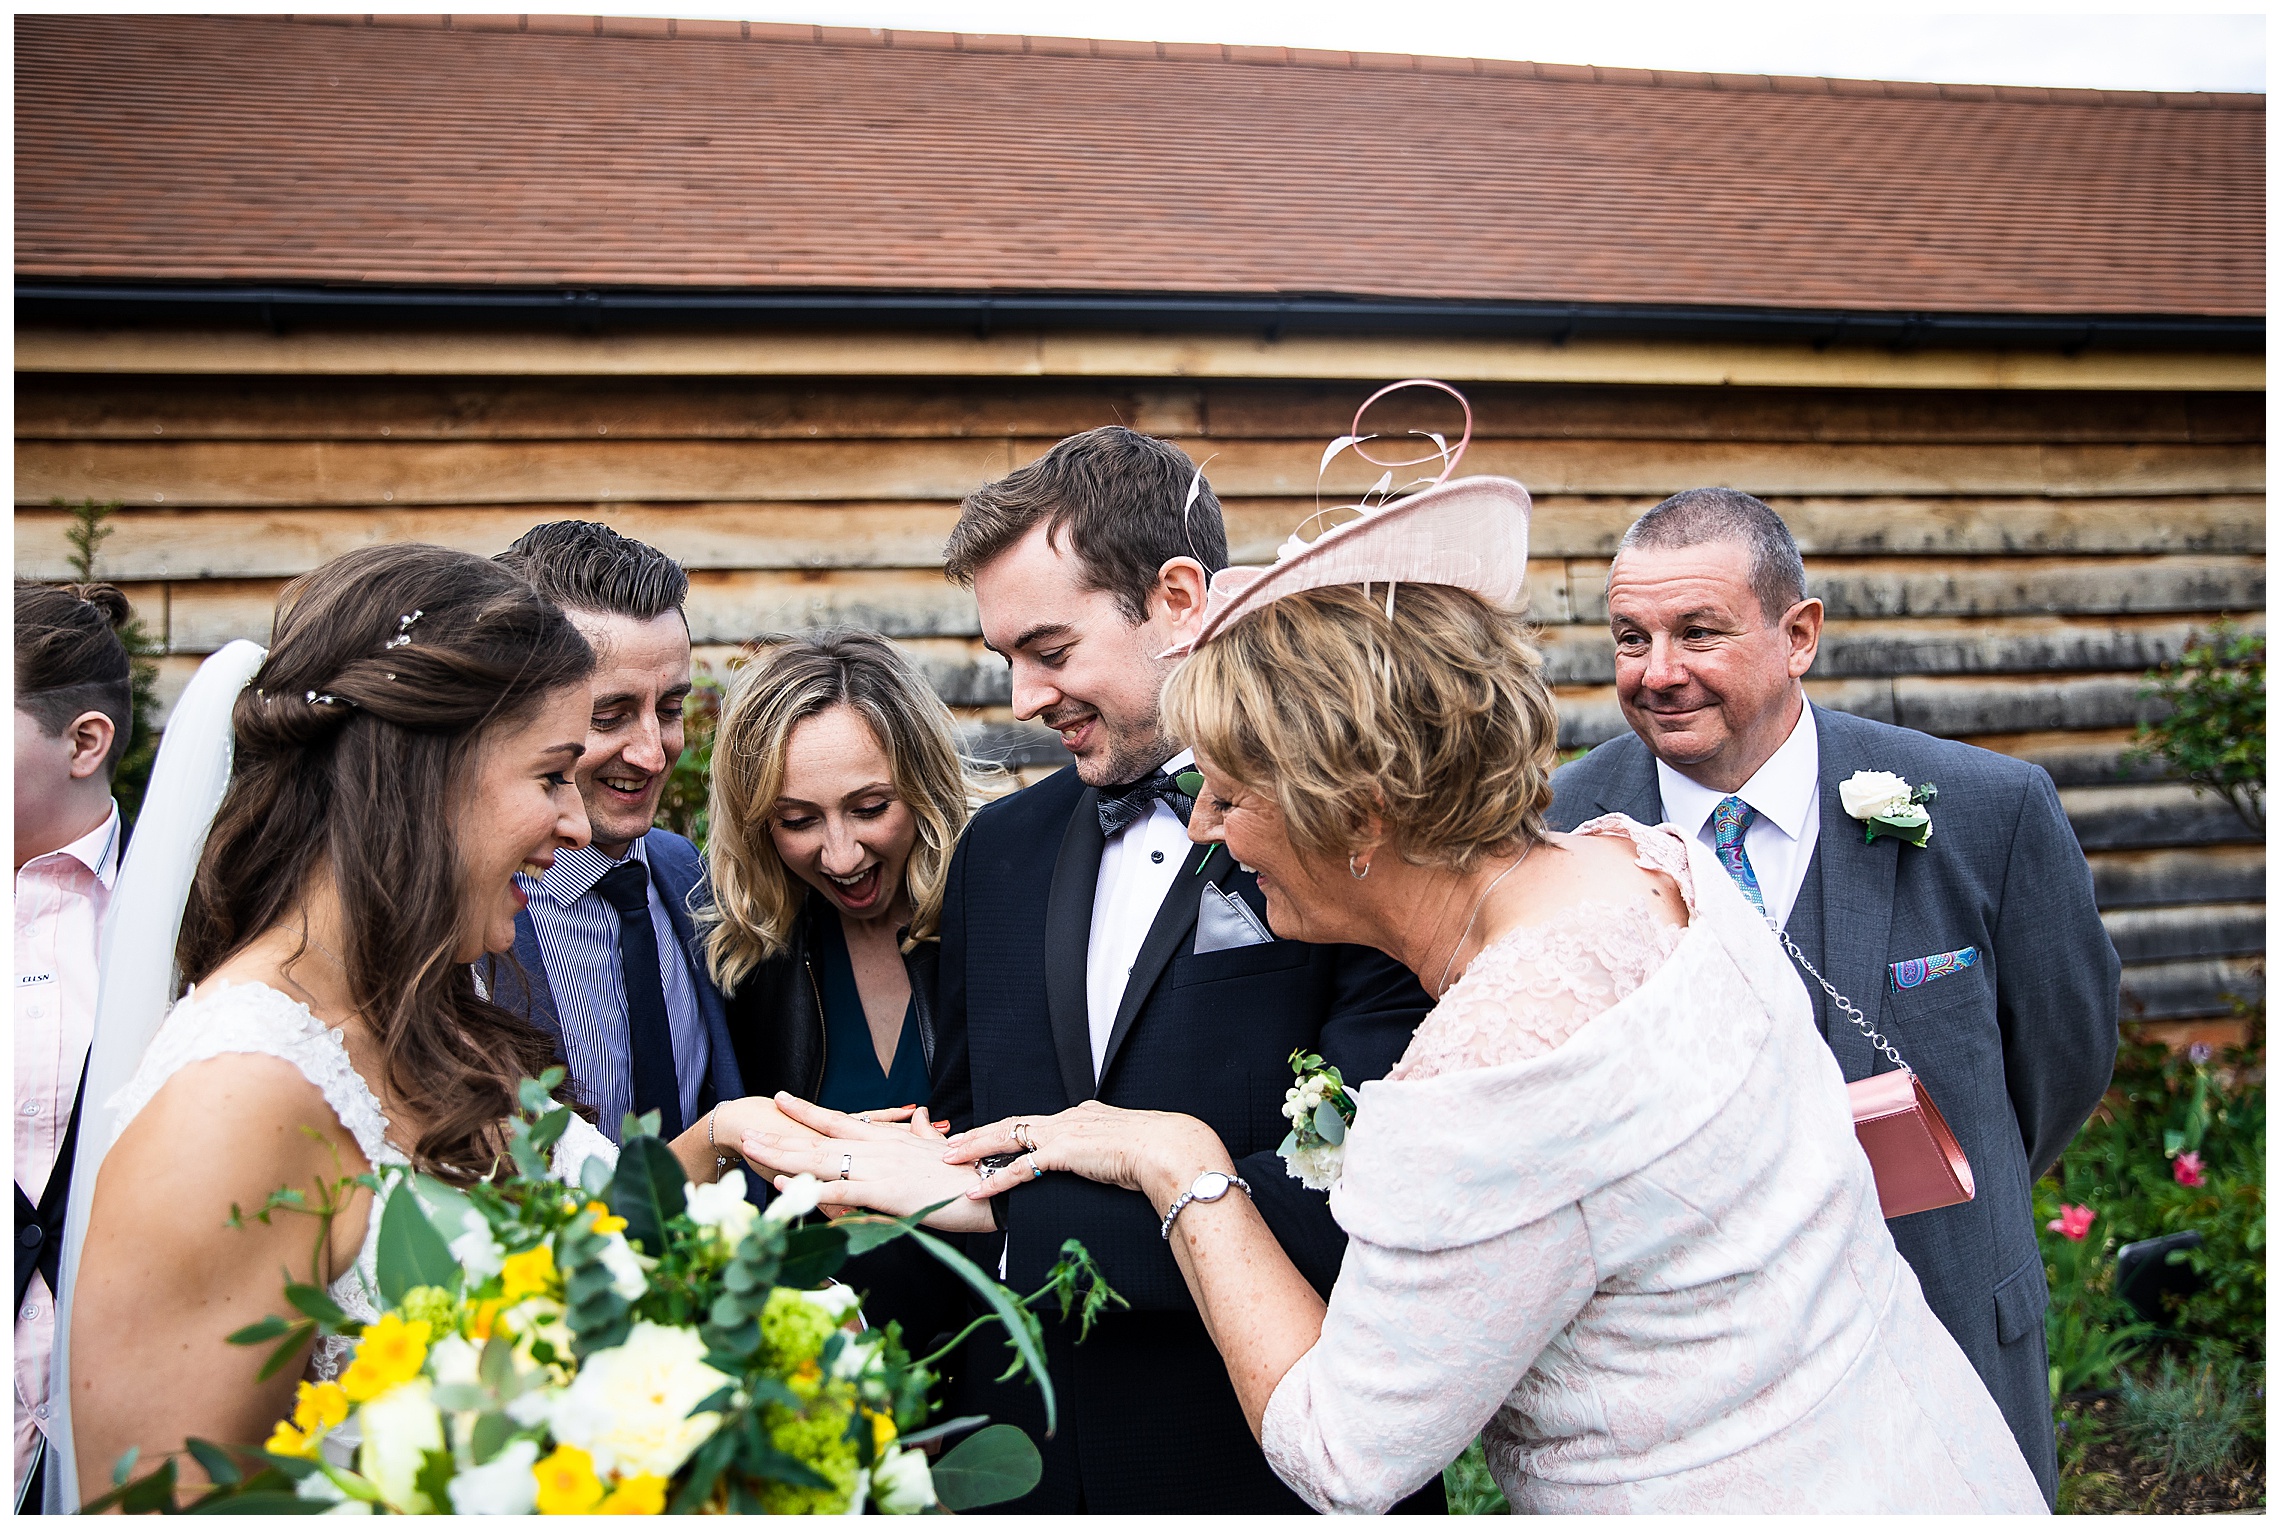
[705,628,997,1119]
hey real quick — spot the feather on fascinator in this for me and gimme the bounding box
[1167,379,1531,657]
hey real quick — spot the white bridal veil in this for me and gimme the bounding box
[44,640,266,1512]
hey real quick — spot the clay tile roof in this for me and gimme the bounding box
[13,12,2265,316]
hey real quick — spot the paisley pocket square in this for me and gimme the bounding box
[1195,882,1274,954]
[1891,946,1979,990]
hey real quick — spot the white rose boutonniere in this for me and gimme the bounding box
[1279,1049,1357,1190]
[1839,769,1939,848]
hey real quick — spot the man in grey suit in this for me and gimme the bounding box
[1547,488,2119,1506]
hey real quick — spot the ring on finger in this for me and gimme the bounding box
[839,1152,854,1182]
[1012,1121,1036,1153]
[1028,1154,1045,1180]
[855,1112,871,1124]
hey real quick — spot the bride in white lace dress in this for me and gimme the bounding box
[762,580,2045,1514]
[68,546,762,1491]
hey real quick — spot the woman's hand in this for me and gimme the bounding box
[943,1101,1234,1211]
[737,1093,994,1234]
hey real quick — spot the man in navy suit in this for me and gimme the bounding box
[929,429,1439,1513]
[491,522,743,1140]
[1546,489,2119,1505]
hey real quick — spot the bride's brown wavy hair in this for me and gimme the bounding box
[176,544,595,1180]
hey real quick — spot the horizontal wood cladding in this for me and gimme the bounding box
[17,326,2266,391]
[22,366,2262,1003]
[12,497,2266,581]
[18,377,2265,445]
[18,436,2263,506]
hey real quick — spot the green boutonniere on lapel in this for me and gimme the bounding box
[1838,770,1939,848]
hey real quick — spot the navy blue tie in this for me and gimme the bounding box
[595,858,684,1140]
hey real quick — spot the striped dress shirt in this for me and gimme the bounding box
[515,836,709,1139]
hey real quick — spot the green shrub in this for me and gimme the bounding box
[2040,1031,2265,1366]
[652,668,726,852]
[51,498,165,841]
[2118,1354,2263,1481]
[2129,619,2265,831]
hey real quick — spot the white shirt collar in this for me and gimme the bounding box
[1655,702,1820,842]
[531,833,652,905]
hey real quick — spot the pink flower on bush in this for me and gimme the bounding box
[2172,1151,2206,1188]
[2047,1204,2095,1242]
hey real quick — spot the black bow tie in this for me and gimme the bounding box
[1096,766,1195,839]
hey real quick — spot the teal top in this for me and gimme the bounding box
[812,912,930,1114]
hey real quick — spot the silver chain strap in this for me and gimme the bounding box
[1766,919,1909,1073]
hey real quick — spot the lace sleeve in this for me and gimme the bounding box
[1261,1207,1599,1513]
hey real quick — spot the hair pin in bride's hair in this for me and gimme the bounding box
[305,690,348,707]
[383,609,425,650]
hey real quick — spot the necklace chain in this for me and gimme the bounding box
[1434,841,1536,997]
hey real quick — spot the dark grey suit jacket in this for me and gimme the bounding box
[1549,705,2119,1506]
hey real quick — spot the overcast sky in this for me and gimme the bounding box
[665,4,2265,92]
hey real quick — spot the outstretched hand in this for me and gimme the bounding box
[737,1093,994,1234]
[944,1101,1233,1210]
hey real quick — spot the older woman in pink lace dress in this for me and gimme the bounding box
[927,580,2046,1513]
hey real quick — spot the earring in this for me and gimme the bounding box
[1349,854,1371,881]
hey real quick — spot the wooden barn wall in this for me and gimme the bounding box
[14,367,2266,1026]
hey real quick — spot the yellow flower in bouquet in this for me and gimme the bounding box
[339,1311,431,1402]
[500,1242,561,1302]
[533,1442,605,1515]
[263,1379,348,1458]
[597,1473,669,1514]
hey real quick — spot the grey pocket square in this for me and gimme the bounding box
[1196,882,1274,954]
[1890,946,1980,990]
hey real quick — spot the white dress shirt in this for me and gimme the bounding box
[1086,749,1195,1079]
[1655,703,1821,929]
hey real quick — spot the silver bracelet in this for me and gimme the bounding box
[1160,1170,1251,1241]
[708,1110,733,1175]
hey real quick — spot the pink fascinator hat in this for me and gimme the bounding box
[1169,379,1532,656]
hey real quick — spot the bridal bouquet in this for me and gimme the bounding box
[90,1072,1112,1515]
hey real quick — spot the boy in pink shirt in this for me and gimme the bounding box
[14,583,134,1513]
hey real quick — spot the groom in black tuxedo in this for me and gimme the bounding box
[1547,489,2119,1505]
[929,427,1439,1513]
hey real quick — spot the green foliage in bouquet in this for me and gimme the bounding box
[91,1070,1118,1515]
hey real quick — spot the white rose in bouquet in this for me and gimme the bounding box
[356,1378,445,1512]
[444,1437,539,1515]
[872,1445,938,1513]
[551,1320,731,1480]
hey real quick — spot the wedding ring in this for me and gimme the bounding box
[1012,1122,1036,1153]
[838,1152,854,1182]
[854,1113,871,1124]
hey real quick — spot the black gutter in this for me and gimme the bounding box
[14,281,2263,352]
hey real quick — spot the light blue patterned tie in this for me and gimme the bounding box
[1710,796,1766,914]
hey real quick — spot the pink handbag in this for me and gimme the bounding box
[1772,925,1977,1219]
